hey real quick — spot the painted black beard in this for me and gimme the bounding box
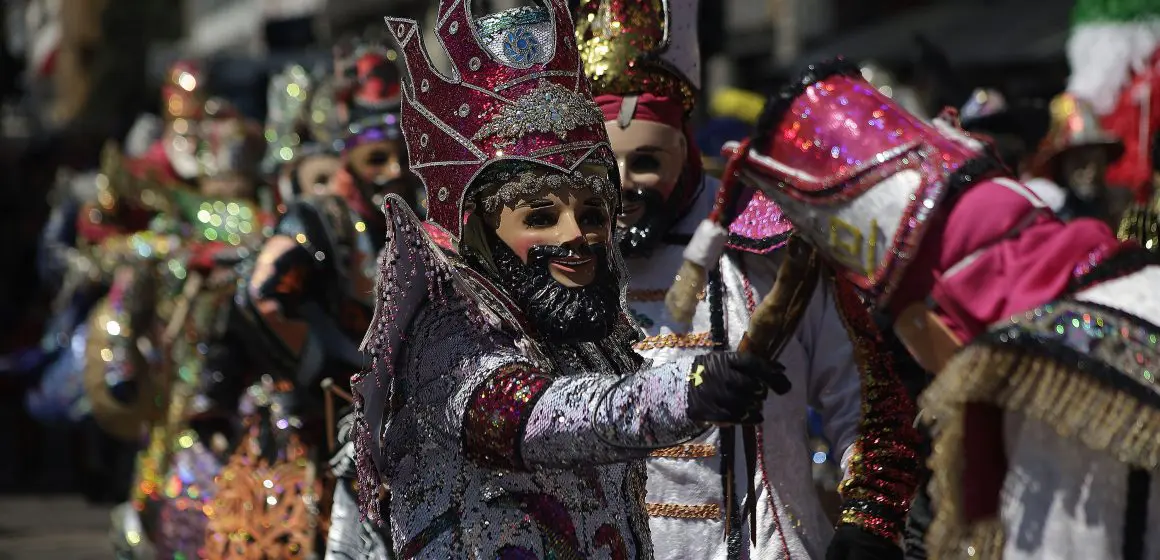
[618,188,679,258]
[489,241,623,344]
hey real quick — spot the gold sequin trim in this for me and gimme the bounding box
[649,444,717,459]
[645,503,721,520]
[921,341,1160,559]
[634,332,713,351]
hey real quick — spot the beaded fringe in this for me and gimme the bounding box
[352,407,383,526]
[920,342,1160,560]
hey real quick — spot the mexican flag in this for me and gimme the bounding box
[1067,0,1160,198]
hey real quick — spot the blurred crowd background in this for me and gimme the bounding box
[0,0,1075,497]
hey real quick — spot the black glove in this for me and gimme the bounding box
[826,524,903,560]
[686,351,791,425]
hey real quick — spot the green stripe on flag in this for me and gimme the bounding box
[1073,0,1160,24]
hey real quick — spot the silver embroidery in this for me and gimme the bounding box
[476,169,617,214]
[472,81,603,143]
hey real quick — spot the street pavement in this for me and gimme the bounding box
[0,495,112,560]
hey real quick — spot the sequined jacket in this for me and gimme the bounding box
[625,187,863,560]
[354,198,706,559]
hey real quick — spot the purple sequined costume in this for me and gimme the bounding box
[350,2,712,556]
[353,198,702,559]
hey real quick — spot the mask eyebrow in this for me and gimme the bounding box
[517,198,554,209]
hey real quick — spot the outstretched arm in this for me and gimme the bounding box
[406,303,705,470]
[245,235,314,356]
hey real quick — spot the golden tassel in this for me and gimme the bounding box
[664,259,708,325]
[664,139,753,324]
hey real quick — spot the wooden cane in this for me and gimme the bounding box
[668,141,821,543]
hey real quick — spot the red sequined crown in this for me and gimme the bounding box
[337,44,404,148]
[385,0,613,241]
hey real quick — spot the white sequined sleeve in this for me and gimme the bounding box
[405,304,703,471]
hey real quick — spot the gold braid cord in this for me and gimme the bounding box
[831,278,922,541]
[204,426,321,559]
[645,503,722,520]
[920,299,1160,560]
[648,444,718,459]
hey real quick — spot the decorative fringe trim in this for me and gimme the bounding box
[648,444,718,459]
[1067,20,1160,116]
[352,407,383,527]
[831,278,922,541]
[1117,192,1160,252]
[920,342,1160,559]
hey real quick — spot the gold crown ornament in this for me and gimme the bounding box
[1030,92,1124,176]
[576,0,702,114]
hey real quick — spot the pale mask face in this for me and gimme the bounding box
[488,168,613,288]
[604,119,686,230]
[347,139,406,200]
[471,163,622,344]
[163,119,201,180]
[294,153,342,197]
[1058,146,1108,201]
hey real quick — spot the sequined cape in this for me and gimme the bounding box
[327,411,393,560]
[352,195,706,559]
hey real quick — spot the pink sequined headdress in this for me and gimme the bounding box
[725,59,987,306]
[384,0,615,242]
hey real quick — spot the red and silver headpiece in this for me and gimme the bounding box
[726,59,988,306]
[384,0,613,242]
[336,43,404,150]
